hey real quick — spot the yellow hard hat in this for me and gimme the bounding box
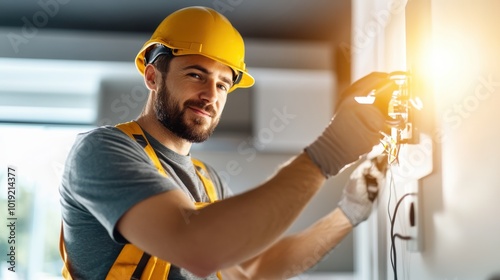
[135,6,255,93]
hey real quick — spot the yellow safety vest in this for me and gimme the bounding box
[60,121,222,279]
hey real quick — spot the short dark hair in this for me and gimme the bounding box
[152,54,174,75]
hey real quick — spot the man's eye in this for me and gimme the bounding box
[189,73,201,79]
[218,84,228,92]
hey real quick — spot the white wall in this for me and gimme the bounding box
[404,1,500,279]
[353,0,500,279]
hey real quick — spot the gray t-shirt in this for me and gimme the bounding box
[59,126,231,279]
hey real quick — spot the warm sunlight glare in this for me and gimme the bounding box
[424,31,480,104]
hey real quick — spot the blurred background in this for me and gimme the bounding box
[1,0,500,280]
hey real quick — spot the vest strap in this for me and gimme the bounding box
[131,253,152,280]
[115,121,168,177]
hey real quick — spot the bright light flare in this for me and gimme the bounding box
[424,32,480,100]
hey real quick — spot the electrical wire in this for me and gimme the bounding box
[389,192,417,280]
[387,169,395,222]
[387,168,396,275]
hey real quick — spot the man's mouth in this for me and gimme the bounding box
[188,106,214,118]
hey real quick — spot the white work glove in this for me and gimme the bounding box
[338,156,387,226]
[305,72,396,177]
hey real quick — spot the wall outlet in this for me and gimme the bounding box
[405,181,422,252]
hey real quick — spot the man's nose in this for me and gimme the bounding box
[199,79,219,104]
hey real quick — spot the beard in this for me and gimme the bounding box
[154,81,220,143]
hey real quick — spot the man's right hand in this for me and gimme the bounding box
[338,155,388,226]
[305,72,396,177]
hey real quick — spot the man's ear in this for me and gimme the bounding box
[144,64,158,91]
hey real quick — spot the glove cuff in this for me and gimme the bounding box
[305,103,385,178]
[338,199,371,227]
[304,135,344,178]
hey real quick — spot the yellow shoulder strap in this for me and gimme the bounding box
[191,158,219,203]
[116,121,219,202]
[115,121,168,177]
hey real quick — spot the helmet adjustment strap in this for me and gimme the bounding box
[233,71,243,85]
[144,44,173,65]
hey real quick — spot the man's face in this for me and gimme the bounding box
[154,55,232,143]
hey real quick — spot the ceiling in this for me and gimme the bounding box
[0,0,353,129]
[0,0,350,42]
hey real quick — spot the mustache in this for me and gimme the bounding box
[184,100,217,117]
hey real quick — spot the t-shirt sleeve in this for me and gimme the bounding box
[63,127,178,243]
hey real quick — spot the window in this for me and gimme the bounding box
[0,124,91,280]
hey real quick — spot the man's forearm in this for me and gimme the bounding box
[232,208,353,279]
[186,152,326,270]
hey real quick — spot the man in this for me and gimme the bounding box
[59,6,393,280]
